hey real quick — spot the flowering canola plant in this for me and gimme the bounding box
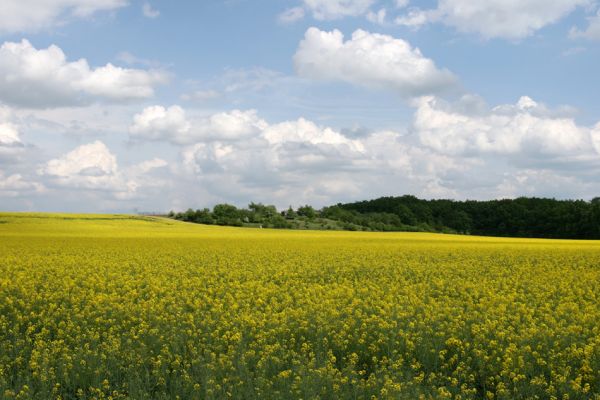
[0,213,599,399]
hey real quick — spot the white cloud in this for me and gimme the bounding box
[41,140,118,183]
[494,169,599,199]
[206,110,268,140]
[129,106,267,144]
[0,123,22,148]
[130,105,364,153]
[358,130,467,194]
[78,63,166,100]
[9,103,144,143]
[0,40,168,108]
[179,121,467,207]
[302,0,375,20]
[0,123,25,160]
[38,140,167,199]
[394,9,430,28]
[131,158,168,174]
[263,118,363,151]
[0,109,26,161]
[15,97,600,210]
[144,102,466,206]
[395,0,590,39]
[12,92,600,210]
[0,0,128,33]
[366,8,387,25]
[0,171,44,197]
[129,105,191,142]
[570,11,600,40]
[278,7,305,23]
[130,105,467,202]
[592,122,600,154]
[414,95,598,159]
[142,3,159,18]
[129,108,368,197]
[293,28,457,97]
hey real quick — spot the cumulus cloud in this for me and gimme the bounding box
[0,109,27,162]
[0,171,44,197]
[126,102,498,205]
[40,140,118,187]
[0,123,24,159]
[0,40,168,108]
[180,122,466,206]
[168,97,599,206]
[38,140,167,199]
[130,105,365,150]
[293,28,457,97]
[414,96,599,162]
[18,97,600,210]
[263,118,364,151]
[19,93,600,210]
[129,106,191,142]
[129,106,268,144]
[128,104,463,205]
[0,0,128,33]
[0,123,21,146]
[131,106,374,199]
[395,0,590,39]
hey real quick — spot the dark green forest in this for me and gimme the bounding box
[169,196,600,239]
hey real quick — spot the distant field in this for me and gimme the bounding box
[1,213,599,399]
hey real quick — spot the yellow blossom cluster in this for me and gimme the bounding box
[0,213,599,399]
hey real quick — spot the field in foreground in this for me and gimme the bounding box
[0,213,599,399]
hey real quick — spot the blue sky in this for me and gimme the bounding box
[1,0,600,212]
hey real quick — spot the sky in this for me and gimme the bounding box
[1,0,600,213]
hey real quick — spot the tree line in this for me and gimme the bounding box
[169,195,600,239]
[169,203,318,229]
[336,195,600,239]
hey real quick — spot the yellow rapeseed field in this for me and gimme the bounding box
[0,213,599,399]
